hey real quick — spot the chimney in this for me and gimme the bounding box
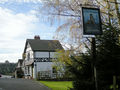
[34,35,40,40]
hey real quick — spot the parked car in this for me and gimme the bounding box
[0,74,2,77]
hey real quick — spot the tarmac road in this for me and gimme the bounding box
[0,78,51,90]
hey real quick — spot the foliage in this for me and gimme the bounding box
[55,48,95,89]
[95,0,120,89]
[53,50,72,79]
[54,24,120,90]
[0,62,16,75]
[67,55,96,90]
[95,23,120,90]
[40,81,73,90]
[55,24,120,90]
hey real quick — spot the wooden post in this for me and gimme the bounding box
[113,75,116,90]
[92,38,98,90]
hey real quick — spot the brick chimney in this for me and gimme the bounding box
[34,35,40,40]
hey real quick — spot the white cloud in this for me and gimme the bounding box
[0,7,38,38]
[0,0,41,4]
[0,53,21,63]
[0,7,39,63]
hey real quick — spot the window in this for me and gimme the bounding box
[27,53,30,60]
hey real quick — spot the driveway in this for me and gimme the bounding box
[0,78,51,90]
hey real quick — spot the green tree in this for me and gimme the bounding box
[0,62,16,75]
[68,55,95,90]
[95,0,120,89]
[96,24,120,90]
[55,49,95,89]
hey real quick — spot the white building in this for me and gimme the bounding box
[15,59,24,78]
[23,36,63,79]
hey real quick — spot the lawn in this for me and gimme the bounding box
[40,81,73,90]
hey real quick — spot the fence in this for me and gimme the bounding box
[37,71,63,80]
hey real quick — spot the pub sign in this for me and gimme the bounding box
[82,7,102,35]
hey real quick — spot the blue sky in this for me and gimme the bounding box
[0,0,58,63]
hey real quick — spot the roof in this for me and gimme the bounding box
[18,59,23,65]
[24,39,63,53]
[17,59,23,68]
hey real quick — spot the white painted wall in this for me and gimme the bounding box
[34,52,49,58]
[29,66,32,76]
[33,62,37,79]
[36,62,53,71]
[26,43,32,52]
[33,62,54,79]
[33,65,36,78]
[34,51,58,58]
[24,50,60,79]
[25,43,34,60]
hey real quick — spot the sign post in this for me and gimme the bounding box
[91,37,98,90]
[82,7,102,90]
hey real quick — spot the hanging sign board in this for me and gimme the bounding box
[82,7,102,35]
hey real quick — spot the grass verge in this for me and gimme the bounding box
[40,81,73,90]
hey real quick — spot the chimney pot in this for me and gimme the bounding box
[34,35,40,40]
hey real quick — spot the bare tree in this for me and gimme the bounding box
[40,0,96,53]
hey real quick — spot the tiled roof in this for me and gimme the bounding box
[24,39,63,53]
